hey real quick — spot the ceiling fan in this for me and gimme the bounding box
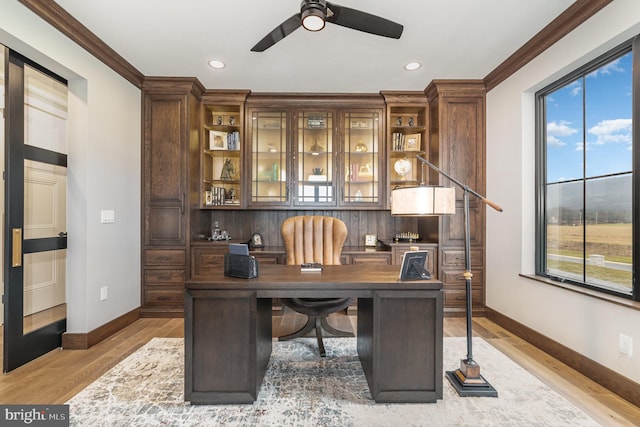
[251,0,403,52]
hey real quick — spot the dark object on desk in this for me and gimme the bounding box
[301,262,323,272]
[229,243,250,255]
[223,254,259,279]
[249,232,264,249]
[279,216,354,357]
[399,251,430,280]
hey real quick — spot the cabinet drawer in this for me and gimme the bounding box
[441,269,484,287]
[444,289,483,307]
[144,249,186,266]
[144,288,184,306]
[144,269,186,286]
[441,248,483,267]
[350,254,392,265]
[191,247,226,276]
[252,255,282,264]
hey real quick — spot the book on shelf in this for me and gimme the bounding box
[300,262,323,272]
[227,131,240,150]
[392,132,406,151]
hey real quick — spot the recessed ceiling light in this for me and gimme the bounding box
[208,59,225,69]
[404,62,421,71]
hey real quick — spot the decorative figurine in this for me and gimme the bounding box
[408,117,414,126]
[229,116,235,126]
[216,115,223,125]
[220,159,235,180]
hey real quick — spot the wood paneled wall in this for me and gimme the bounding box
[196,210,436,248]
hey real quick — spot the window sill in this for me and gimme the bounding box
[519,274,640,312]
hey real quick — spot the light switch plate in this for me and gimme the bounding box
[100,210,115,224]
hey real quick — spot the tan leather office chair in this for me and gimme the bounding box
[279,215,355,357]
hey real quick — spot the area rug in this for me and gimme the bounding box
[66,337,599,426]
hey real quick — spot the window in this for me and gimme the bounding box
[536,38,636,299]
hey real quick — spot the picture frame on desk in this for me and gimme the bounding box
[399,251,430,280]
[365,234,377,247]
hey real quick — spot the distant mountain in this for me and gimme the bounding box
[546,174,631,224]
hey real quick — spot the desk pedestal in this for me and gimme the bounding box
[185,290,272,404]
[357,290,443,402]
[185,291,442,404]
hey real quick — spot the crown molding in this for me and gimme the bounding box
[483,0,613,92]
[18,0,613,94]
[18,0,145,88]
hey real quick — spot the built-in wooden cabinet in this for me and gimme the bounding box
[141,84,486,317]
[200,91,249,209]
[381,91,430,209]
[245,95,385,210]
[426,80,486,316]
[141,77,204,316]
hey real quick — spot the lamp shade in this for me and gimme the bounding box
[391,186,456,216]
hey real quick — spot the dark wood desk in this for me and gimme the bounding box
[184,264,443,404]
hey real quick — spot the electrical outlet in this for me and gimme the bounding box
[619,333,632,357]
[100,286,108,301]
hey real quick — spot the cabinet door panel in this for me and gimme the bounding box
[341,109,384,208]
[147,206,185,245]
[143,94,187,246]
[295,110,336,207]
[146,98,185,202]
[248,109,290,207]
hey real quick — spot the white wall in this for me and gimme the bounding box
[1,1,141,332]
[487,0,640,383]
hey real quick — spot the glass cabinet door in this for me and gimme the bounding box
[342,109,383,207]
[295,111,335,206]
[249,110,289,206]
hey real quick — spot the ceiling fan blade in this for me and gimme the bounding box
[251,14,302,52]
[326,2,403,39]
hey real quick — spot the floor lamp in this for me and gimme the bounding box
[391,154,502,397]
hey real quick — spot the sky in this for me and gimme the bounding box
[545,50,632,183]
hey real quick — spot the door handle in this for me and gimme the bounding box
[58,232,68,238]
[12,228,22,267]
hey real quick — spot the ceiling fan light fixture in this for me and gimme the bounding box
[301,0,326,31]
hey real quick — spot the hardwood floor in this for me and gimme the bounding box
[1,312,639,426]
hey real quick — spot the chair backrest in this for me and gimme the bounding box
[281,216,347,266]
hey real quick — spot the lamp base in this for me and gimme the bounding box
[445,359,498,397]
